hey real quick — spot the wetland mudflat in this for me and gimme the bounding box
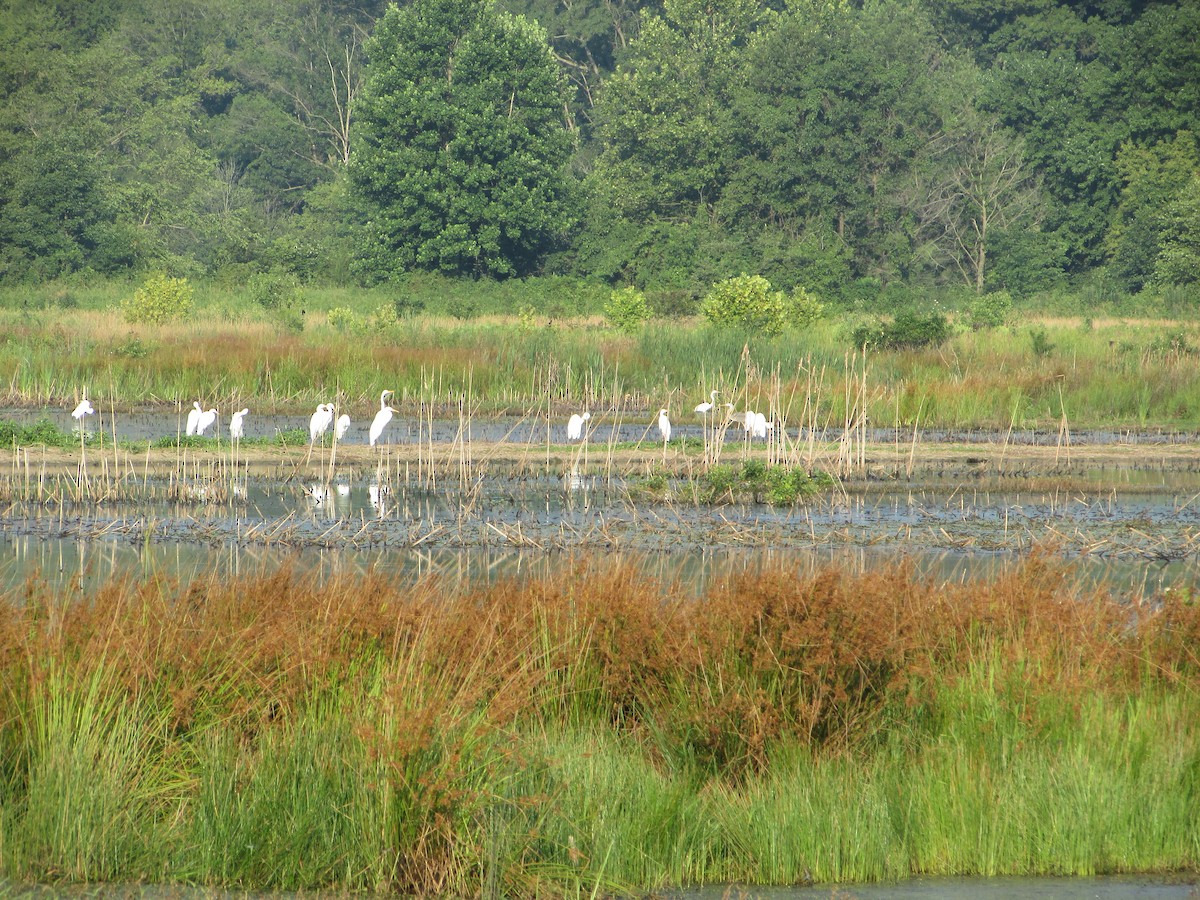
[3,410,1199,594]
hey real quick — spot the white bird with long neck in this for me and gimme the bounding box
[369,389,397,447]
[309,403,334,443]
[185,401,203,436]
[229,408,249,441]
[71,398,94,420]
[694,390,718,415]
[656,409,672,442]
[194,407,218,436]
[335,413,351,440]
[567,411,590,441]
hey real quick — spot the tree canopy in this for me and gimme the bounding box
[0,0,1197,304]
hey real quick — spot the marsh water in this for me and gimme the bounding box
[3,407,1200,597]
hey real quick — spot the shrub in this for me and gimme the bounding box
[604,285,653,332]
[122,273,194,325]
[968,290,1013,330]
[850,311,949,350]
[246,271,299,312]
[787,286,825,328]
[1028,325,1055,358]
[327,306,362,333]
[702,274,788,334]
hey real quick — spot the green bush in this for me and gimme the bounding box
[246,271,300,312]
[850,311,949,350]
[327,306,362,333]
[968,290,1013,330]
[787,287,825,328]
[604,285,653,331]
[121,273,194,325]
[702,274,788,334]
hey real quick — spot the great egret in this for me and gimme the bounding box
[335,414,351,440]
[724,403,751,430]
[369,389,396,447]
[656,409,672,442]
[309,403,334,443]
[749,411,769,439]
[195,407,218,436]
[71,399,94,420]
[567,411,591,441]
[185,401,203,436]
[229,408,249,441]
[694,390,718,415]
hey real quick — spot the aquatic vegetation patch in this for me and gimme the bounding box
[0,417,79,448]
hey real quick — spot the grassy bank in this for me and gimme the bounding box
[3,285,1200,430]
[1,554,1197,893]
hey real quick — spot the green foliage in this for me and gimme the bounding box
[603,285,652,331]
[1028,326,1055,358]
[350,0,575,279]
[700,461,832,505]
[849,311,950,351]
[246,271,299,312]
[0,418,78,447]
[121,274,194,326]
[702,274,787,334]
[967,290,1013,330]
[787,287,825,329]
[1150,175,1200,290]
[326,307,362,334]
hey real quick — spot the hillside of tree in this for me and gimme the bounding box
[1,0,1198,309]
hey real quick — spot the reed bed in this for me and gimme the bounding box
[5,307,1200,431]
[1,553,1197,893]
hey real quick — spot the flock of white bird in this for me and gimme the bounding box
[70,388,772,448]
[567,391,773,443]
[70,390,399,448]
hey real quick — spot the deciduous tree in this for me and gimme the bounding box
[350,0,575,279]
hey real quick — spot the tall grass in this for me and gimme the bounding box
[4,296,1200,430]
[1,553,1197,892]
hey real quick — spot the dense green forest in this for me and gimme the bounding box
[1,0,1198,309]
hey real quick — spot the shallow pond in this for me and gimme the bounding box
[3,408,1200,595]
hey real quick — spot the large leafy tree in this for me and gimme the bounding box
[575,0,765,289]
[350,0,575,279]
[727,1,951,286]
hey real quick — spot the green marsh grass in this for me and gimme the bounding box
[5,294,1200,432]
[1,553,1198,892]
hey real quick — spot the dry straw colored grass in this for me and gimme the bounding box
[2,551,1198,892]
[4,550,1196,761]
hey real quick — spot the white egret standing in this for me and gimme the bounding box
[750,411,769,440]
[567,411,590,441]
[309,403,334,444]
[694,390,718,463]
[229,408,249,441]
[71,392,94,485]
[656,409,672,442]
[369,390,396,447]
[335,414,351,441]
[694,390,718,415]
[185,401,203,436]
[195,407,218,436]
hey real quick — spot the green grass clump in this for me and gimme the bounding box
[0,418,79,448]
[701,460,834,505]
